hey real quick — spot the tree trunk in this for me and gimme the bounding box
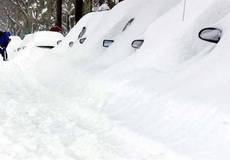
[75,0,83,23]
[107,0,116,8]
[99,0,105,5]
[66,14,70,32]
[56,0,62,28]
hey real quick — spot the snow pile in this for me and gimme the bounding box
[6,36,22,59]
[1,0,230,159]
[98,3,110,11]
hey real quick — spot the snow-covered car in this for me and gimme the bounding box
[67,26,87,47]
[103,18,135,48]
[17,34,34,52]
[17,31,64,52]
[58,12,101,49]
[33,31,64,49]
[102,18,144,49]
[65,11,110,48]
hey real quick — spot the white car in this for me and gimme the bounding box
[17,34,34,52]
[33,31,64,49]
[17,31,64,52]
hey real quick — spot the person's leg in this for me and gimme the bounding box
[5,50,8,61]
[0,48,4,61]
[3,49,8,61]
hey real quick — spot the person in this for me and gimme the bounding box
[0,31,11,61]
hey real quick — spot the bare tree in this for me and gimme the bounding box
[0,0,120,36]
[75,0,83,23]
[56,0,63,28]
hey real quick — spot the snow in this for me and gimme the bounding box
[6,36,22,59]
[98,3,110,11]
[2,0,230,159]
[32,31,63,47]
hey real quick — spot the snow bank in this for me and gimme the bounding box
[6,36,22,59]
[2,0,230,160]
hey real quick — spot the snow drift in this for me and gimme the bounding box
[1,0,230,159]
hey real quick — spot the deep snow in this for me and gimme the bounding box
[1,0,230,159]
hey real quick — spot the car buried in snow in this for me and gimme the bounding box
[17,31,64,52]
[102,18,136,48]
[67,26,87,48]
[16,34,34,52]
[102,18,145,50]
[33,31,64,49]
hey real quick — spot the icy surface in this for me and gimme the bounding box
[1,0,230,159]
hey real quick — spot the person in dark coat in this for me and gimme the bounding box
[0,31,11,61]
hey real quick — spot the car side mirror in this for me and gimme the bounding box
[131,39,144,49]
[57,40,62,45]
[199,27,222,43]
[103,40,114,48]
[79,37,87,44]
[69,41,74,47]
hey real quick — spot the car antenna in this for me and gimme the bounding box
[182,0,187,21]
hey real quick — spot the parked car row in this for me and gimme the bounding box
[8,17,222,60]
[54,16,146,51]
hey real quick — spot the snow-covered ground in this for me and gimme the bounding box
[1,0,230,159]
